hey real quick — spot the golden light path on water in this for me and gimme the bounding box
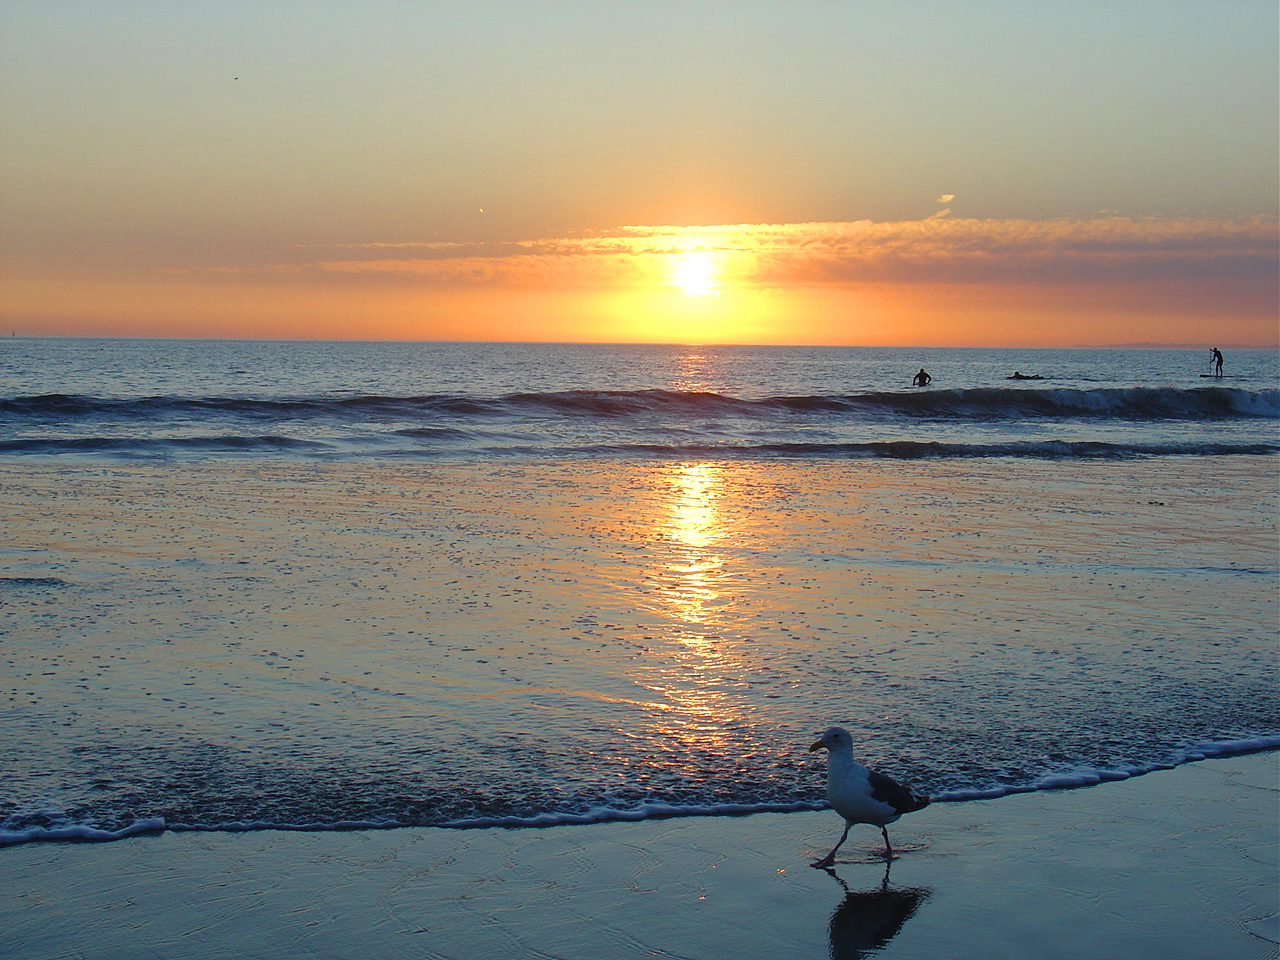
[641,460,756,755]
[662,463,724,624]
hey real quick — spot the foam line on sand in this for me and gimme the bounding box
[2,752,1276,960]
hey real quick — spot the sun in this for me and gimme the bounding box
[671,251,720,297]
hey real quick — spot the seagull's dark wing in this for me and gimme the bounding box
[868,769,931,814]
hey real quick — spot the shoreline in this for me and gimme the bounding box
[4,735,1280,846]
[3,751,1276,960]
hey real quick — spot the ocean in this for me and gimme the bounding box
[1,338,1277,844]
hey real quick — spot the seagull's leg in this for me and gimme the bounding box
[811,821,850,868]
[880,826,894,861]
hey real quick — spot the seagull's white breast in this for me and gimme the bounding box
[826,756,902,827]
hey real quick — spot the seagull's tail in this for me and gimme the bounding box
[906,790,931,813]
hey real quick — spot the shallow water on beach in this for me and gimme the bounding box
[2,454,1276,841]
[0,341,1276,842]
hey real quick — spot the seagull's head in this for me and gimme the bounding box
[809,726,852,754]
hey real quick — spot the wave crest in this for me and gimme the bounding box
[2,386,1276,422]
[2,736,1274,847]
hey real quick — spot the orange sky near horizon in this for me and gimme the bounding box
[8,216,1276,347]
[9,273,1273,348]
[2,2,1277,347]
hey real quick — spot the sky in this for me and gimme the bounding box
[1,0,1276,346]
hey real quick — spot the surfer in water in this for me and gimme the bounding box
[1210,347,1224,377]
[912,368,931,387]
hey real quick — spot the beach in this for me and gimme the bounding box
[4,0,1278,947]
[2,751,1275,960]
[1,340,1276,957]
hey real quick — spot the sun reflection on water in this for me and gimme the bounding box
[662,463,724,623]
[671,350,714,393]
[640,462,754,750]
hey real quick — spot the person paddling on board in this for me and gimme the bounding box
[1210,347,1224,377]
[912,368,931,387]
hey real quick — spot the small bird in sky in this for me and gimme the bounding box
[809,726,931,867]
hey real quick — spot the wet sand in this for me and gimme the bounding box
[2,752,1275,960]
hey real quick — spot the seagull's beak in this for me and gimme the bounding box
[809,739,825,752]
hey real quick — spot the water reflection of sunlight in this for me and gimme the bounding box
[673,350,714,393]
[664,463,724,624]
[641,463,748,751]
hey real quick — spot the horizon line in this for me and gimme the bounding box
[4,333,1275,351]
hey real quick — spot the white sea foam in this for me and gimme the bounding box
[934,735,1280,802]
[3,740,1275,846]
[0,818,165,846]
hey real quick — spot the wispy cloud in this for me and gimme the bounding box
[268,216,1278,289]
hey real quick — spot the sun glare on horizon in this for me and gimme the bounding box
[671,251,720,297]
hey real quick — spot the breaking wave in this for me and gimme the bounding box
[2,735,1275,846]
[2,386,1274,460]
[2,385,1277,422]
[0,436,1274,459]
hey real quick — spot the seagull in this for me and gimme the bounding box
[809,726,930,867]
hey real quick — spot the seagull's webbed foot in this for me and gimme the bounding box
[811,822,850,868]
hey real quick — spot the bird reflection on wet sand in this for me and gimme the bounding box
[822,864,931,960]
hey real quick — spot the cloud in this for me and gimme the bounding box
[937,194,956,203]
[265,216,1279,290]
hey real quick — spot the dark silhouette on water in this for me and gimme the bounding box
[911,368,931,387]
[1008,371,1044,380]
[1210,347,1224,377]
[823,864,931,960]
